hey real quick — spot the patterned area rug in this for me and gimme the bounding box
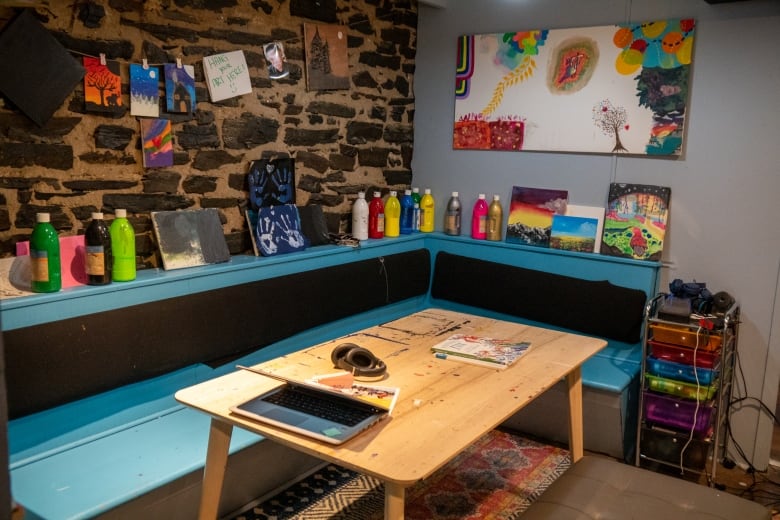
[231,430,570,520]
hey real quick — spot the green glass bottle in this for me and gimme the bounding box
[110,209,136,282]
[30,212,61,293]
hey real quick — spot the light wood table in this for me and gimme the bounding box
[175,308,606,520]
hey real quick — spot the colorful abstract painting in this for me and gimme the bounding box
[505,187,568,247]
[601,183,670,261]
[130,63,160,117]
[83,56,123,115]
[164,63,196,113]
[140,118,173,168]
[454,19,695,156]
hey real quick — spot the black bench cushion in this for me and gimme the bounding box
[4,249,431,418]
[430,252,646,344]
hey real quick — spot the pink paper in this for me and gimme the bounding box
[16,235,87,287]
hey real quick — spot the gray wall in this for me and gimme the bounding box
[412,0,780,469]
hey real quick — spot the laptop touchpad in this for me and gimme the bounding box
[264,408,308,426]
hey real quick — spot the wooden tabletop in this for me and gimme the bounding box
[176,308,606,487]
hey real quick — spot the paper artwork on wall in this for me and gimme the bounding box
[203,50,252,102]
[601,183,671,261]
[254,204,307,257]
[505,187,568,248]
[83,56,124,115]
[164,62,196,113]
[151,209,230,270]
[247,158,296,210]
[130,63,160,117]
[0,10,85,127]
[304,23,349,90]
[140,118,174,168]
[454,19,695,156]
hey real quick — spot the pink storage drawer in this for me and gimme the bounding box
[643,391,714,436]
[649,340,720,369]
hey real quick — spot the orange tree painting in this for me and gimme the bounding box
[453,19,694,156]
[83,56,123,114]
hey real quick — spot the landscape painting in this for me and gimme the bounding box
[454,19,695,156]
[550,215,599,253]
[304,23,349,90]
[130,63,160,117]
[83,56,124,115]
[601,183,670,261]
[505,186,568,247]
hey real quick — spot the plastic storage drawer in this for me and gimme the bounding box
[646,356,719,385]
[649,340,720,369]
[646,373,718,401]
[640,426,710,470]
[649,323,721,351]
[643,391,714,436]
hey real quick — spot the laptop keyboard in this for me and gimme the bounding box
[263,385,378,426]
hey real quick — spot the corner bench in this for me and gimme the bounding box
[2,234,660,519]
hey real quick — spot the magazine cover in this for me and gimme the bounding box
[431,333,532,369]
[309,372,400,413]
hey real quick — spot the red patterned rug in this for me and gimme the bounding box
[232,429,571,520]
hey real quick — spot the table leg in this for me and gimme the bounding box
[198,418,233,520]
[566,367,584,463]
[384,481,405,520]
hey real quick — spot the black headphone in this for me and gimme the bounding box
[331,343,387,379]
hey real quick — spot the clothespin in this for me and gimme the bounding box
[99,53,106,65]
[142,58,149,70]
[176,57,182,69]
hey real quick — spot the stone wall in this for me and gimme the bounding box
[0,0,417,267]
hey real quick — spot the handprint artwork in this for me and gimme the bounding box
[254,204,306,256]
[248,158,295,210]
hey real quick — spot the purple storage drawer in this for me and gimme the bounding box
[643,391,714,436]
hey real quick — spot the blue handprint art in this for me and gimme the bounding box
[254,204,306,256]
[248,158,296,211]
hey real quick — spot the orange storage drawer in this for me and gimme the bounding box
[649,323,721,351]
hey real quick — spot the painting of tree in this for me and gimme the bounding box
[592,99,628,153]
[83,56,124,115]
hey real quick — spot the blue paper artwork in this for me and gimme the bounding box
[254,204,306,256]
[164,63,196,113]
[129,63,160,117]
[247,158,296,210]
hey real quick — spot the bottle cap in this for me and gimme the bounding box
[452,191,459,197]
[404,189,411,195]
[116,209,127,218]
[493,194,500,201]
[478,193,486,199]
[357,191,365,198]
[373,191,381,198]
[36,212,50,223]
[412,187,419,193]
[92,212,104,219]
[390,190,397,196]
[424,188,431,194]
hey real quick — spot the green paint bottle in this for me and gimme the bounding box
[110,209,136,282]
[30,212,61,293]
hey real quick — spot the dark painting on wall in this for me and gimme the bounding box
[0,10,85,127]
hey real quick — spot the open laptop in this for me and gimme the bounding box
[229,366,390,445]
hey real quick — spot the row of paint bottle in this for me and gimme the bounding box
[444,192,503,241]
[352,188,435,240]
[29,209,136,293]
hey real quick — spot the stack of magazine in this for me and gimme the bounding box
[431,334,532,369]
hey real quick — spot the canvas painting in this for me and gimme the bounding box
[140,118,174,168]
[550,214,599,253]
[601,183,671,261]
[566,204,605,253]
[151,209,230,270]
[304,23,350,90]
[505,187,568,247]
[247,158,296,210]
[164,62,196,113]
[84,56,124,115]
[254,204,306,257]
[130,63,160,117]
[454,19,695,156]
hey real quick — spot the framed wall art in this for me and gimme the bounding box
[454,19,695,156]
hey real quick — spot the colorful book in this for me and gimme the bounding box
[601,183,671,261]
[431,333,532,369]
[308,372,400,414]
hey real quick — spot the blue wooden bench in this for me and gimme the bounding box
[3,234,659,519]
